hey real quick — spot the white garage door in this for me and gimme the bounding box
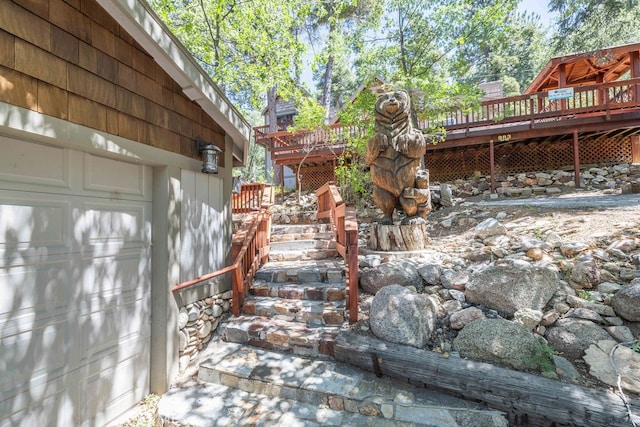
[0,137,153,426]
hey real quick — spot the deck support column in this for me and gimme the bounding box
[632,135,640,164]
[280,164,285,203]
[489,139,496,193]
[573,130,581,188]
[558,64,567,110]
[631,50,640,101]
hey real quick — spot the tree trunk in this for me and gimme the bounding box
[266,86,281,186]
[334,332,640,427]
[369,223,429,251]
[322,54,334,124]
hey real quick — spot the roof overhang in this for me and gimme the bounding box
[96,0,250,166]
[525,43,640,94]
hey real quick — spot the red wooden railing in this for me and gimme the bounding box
[419,78,640,132]
[173,185,273,316]
[316,182,358,324]
[232,183,270,213]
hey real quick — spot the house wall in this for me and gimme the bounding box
[0,0,239,425]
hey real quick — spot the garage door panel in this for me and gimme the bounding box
[0,375,72,427]
[77,201,151,248]
[78,295,150,358]
[83,153,151,201]
[0,261,70,317]
[83,338,150,426]
[76,249,151,299]
[0,137,70,190]
[0,195,69,255]
[0,315,67,400]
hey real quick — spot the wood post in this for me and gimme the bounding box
[558,63,567,110]
[489,139,496,193]
[632,135,640,165]
[631,50,640,101]
[573,129,581,188]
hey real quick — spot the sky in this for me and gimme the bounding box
[518,0,557,27]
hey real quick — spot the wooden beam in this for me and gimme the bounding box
[573,129,581,188]
[632,134,640,164]
[334,332,640,427]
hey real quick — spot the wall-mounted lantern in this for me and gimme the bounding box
[196,138,222,174]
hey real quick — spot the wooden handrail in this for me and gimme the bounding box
[232,183,272,214]
[316,182,358,324]
[253,79,640,149]
[173,184,273,317]
[419,77,640,131]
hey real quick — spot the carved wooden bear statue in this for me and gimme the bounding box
[365,90,431,224]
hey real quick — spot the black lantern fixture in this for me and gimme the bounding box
[196,138,222,174]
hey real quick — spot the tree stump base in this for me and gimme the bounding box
[369,223,429,251]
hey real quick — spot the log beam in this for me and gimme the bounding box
[334,332,640,427]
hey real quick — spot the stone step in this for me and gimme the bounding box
[158,381,413,426]
[250,280,346,302]
[271,223,332,235]
[270,224,333,243]
[269,248,340,262]
[221,315,341,358]
[254,260,345,283]
[194,340,508,427]
[270,238,336,252]
[242,296,346,326]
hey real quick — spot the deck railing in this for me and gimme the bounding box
[255,79,640,153]
[419,77,640,132]
[232,183,272,213]
[316,182,358,324]
[173,185,273,316]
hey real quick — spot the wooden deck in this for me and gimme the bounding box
[255,78,640,190]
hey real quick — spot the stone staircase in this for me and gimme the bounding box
[221,221,348,358]
[157,217,509,426]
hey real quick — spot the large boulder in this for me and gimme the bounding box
[584,340,640,394]
[453,318,541,371]
[464,266,558,317]
[360,260,423,295]
[369,284,437,348]
[611,283,640,321]
[545,318,611,360]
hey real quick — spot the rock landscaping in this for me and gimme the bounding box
[354,166,640,398]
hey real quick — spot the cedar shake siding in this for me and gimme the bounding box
[0,0,226,166]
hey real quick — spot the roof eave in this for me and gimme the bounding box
[97,0,250,166]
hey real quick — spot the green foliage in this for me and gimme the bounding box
[549,0,640,54]
[630,341,640,354]
[287,98,327,133]
[577,289,594,301]
[333,87,378,206]
[524,341,556,374]
[148,0,308,112]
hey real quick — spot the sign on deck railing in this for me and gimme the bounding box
[548,87,574,101]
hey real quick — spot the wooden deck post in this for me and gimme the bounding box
[573,129,581,188]
[558,63,567,110]
[489,139,496,192]
[631,50,640,101]
[632,135,640,164]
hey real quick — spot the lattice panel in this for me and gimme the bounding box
[426,135,633,182]
[580,134,632,165]
[296,164,336,191]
